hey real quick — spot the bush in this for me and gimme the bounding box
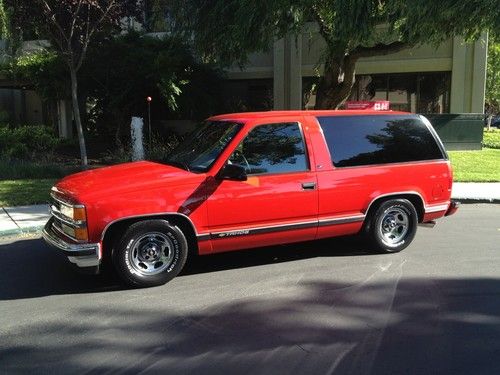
[146,132,181,161]
[483,129,500,149]
[0,160,79,180]
[0,125,61,162]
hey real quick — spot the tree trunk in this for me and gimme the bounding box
[69,67,88,167]
[314,42,409,109]
[315,53,358,109]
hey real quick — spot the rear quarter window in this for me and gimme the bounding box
[317,115,446,168]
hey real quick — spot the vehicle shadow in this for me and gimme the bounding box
[0,235,372,300]
[182,235,372,276]
[0,238,123,300]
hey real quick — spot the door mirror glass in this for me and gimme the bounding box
[217,164,247,181]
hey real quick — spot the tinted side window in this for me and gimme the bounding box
[228,122,308,174]
[317,115,445,167]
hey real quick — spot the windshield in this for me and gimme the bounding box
[164,121,242,172]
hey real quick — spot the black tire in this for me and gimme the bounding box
[364,199,418,254]
[112,219,188,287]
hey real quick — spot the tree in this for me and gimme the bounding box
[79,32,225,143]
[170,0,500,109]
[9,1,141,166]
[486,33,499,115]
[0,0,8,39]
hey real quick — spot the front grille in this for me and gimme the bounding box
[49,195,63,232]
[49,194,81,242]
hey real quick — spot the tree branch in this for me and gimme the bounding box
[69,0,84,41]
[352,41,410,58]
[76,0,118,71]
[38,0,70,46]
[311,4,333,45]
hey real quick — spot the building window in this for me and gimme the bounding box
[303,72,451,113]
[350,72,451,113]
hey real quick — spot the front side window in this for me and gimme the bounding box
[228,122,308,175]
[165,121,242,172]
[317,115,446,168]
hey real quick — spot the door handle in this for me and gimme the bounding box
[301,182,316,190]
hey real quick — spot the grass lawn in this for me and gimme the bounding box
[448,148,500,182]
[0,179,57,207]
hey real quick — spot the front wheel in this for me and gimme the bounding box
[365,199,418,253]
[112,220,188,287]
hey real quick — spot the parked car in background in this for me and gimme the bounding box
[485,115,500,128]
[44,110,459,287]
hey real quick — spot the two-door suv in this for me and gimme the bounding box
[44,110,459,287]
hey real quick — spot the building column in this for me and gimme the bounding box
[450,37,467,113]
[470,32,488,113]
[451,33,488,114]
[273,38,285,110]
[273,34,302,110]
[288,35,302,110]
[57,99,73,138]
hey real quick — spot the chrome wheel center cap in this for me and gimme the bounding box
[142,246,159,260]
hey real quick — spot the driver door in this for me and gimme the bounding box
[206,121,318,253]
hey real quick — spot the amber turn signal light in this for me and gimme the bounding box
[73,207,87,221]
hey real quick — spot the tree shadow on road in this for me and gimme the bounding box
[1,276,499,374]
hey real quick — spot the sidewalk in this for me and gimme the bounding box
[0,204,50,239]
[0,183,499,239]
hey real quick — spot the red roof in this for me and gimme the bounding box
[209,109,410,122]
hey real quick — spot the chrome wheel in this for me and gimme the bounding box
[128,232,175,276]
[378,207,409,245]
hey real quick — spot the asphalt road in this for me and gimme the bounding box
[0,204,499,374]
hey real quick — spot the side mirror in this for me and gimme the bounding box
[217,164,247,181]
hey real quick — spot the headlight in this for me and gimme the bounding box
[51,190,89,242]
[59,202,87,221]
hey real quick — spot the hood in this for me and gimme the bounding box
[54,161,205,203]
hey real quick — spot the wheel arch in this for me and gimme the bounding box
[365,192,425,223]
[101,213,199,260]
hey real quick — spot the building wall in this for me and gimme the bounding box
[226,26,488,114]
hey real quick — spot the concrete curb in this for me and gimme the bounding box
[453,198,500,204]
[0,225,45,239]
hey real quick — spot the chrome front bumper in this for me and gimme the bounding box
[42,218,101,268]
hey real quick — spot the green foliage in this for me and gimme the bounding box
[486,33,500,114]
[148,0,169,32]
[171,0,500,66]
[2,51,69,100]
[0,0,9,39]
[100,132,182,164]
[1,31,225,146]
[80,32,225,139]
[171,0,499,108]
[483,129,500,149]
[0,125,61,161]
[0,160,77,179]
[146,132,181,161]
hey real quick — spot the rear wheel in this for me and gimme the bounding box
[112,220,188,287]
[365,199,418,253]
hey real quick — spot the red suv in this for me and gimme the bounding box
[43,110,458,287]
